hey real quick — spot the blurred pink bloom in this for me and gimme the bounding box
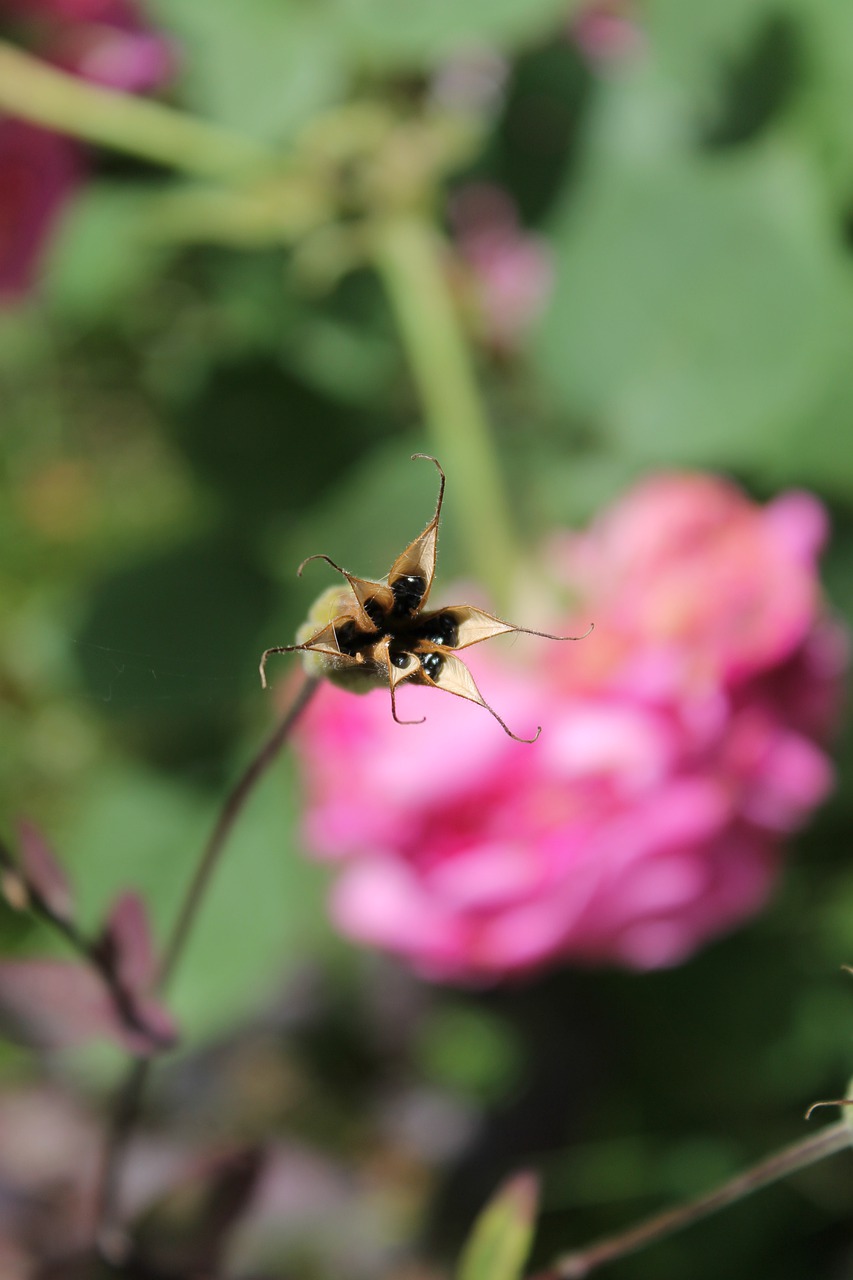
[0,956,175,1053]
[570,1,644,65]
[0,118,80,299]
[450,183,553,355]
[0,0,174,90]
[430,48,509,115]
[295,474,845,982]
[0,0,174,300]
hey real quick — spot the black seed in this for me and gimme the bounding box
[389,647,410,669]
[364,597,385,627]
[392,574,426,616]
[419,612,458,648]
[420,651,444,680]
[335,620,362,656]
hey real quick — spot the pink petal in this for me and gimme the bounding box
[0,120,81,302]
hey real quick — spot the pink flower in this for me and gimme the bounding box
[0,0,174,300]
[0,118,81,299]
[294,474,845,983]
[569,1,645,65]
[450,183,553,355]
[0,0,174,90]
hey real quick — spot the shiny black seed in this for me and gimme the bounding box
[363,597,385,627]
[392,574,426,616]
[389,648,410,669]
[335,620,362,656]
[420,612,458,648]
[420,651,444,680]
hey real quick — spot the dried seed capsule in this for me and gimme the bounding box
[258,454,590,739]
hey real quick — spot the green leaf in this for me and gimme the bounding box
[647,0,853,200]
[44,185,172,321]
[148,0,343,140]
[167,755,333,1036]
[782,0,853,195]
[337,0,583,68]
[457,1173,539,1280]
[761,353,853,495]
[417,1004,522,1103]
[63,755,332,1041]
[536,124,852,476]
[644,0,779,125]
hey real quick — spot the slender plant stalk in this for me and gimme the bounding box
[142,181,330,248]
[94,673,320,1252]
[0,41,273,179]
[94,1057,150,1260]
[537,1119,853,1279]
[158,674,320,986]
[374,216,522,611]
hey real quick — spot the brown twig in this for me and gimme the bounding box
[93,673,320,1254]
[535,1119,853,1279]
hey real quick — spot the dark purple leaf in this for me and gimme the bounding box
[17,820,75,925]
[125,991,178,1052]
[0,960,175,1055]
[91,893,179,1054]
[100,892,156,992]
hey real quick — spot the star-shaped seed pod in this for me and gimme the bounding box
[260,455,591,742]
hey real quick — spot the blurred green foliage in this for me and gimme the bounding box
[2,0,853,1277]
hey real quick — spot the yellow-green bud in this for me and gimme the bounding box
[296,584,380,693]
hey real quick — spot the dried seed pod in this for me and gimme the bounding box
[260,456,591,740]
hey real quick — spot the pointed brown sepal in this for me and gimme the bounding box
[298,553,391,632]
[387,455,446,610]
[446,606,594,650]
[259,620,358,688]
[376,638,424,725]
[422,652,541,743]
[442,606,517,649]
[805,1098,853,1120]
[345,575,393,631]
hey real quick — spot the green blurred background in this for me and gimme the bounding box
[2,0,853,1276]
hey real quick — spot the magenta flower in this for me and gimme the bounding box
[294,473,845,982]
[0,0,176,91]
[569,1,645,65]
[449,183,553,355]
[0,0,174,300]
[0,117,81,299]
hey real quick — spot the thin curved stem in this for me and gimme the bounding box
[536,1119,853,1279]
[157,674,320,987]
[93,673,320,1254]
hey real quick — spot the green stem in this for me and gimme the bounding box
[0,41,273,179]
[373,216,521,610]
[142,180,330,248]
